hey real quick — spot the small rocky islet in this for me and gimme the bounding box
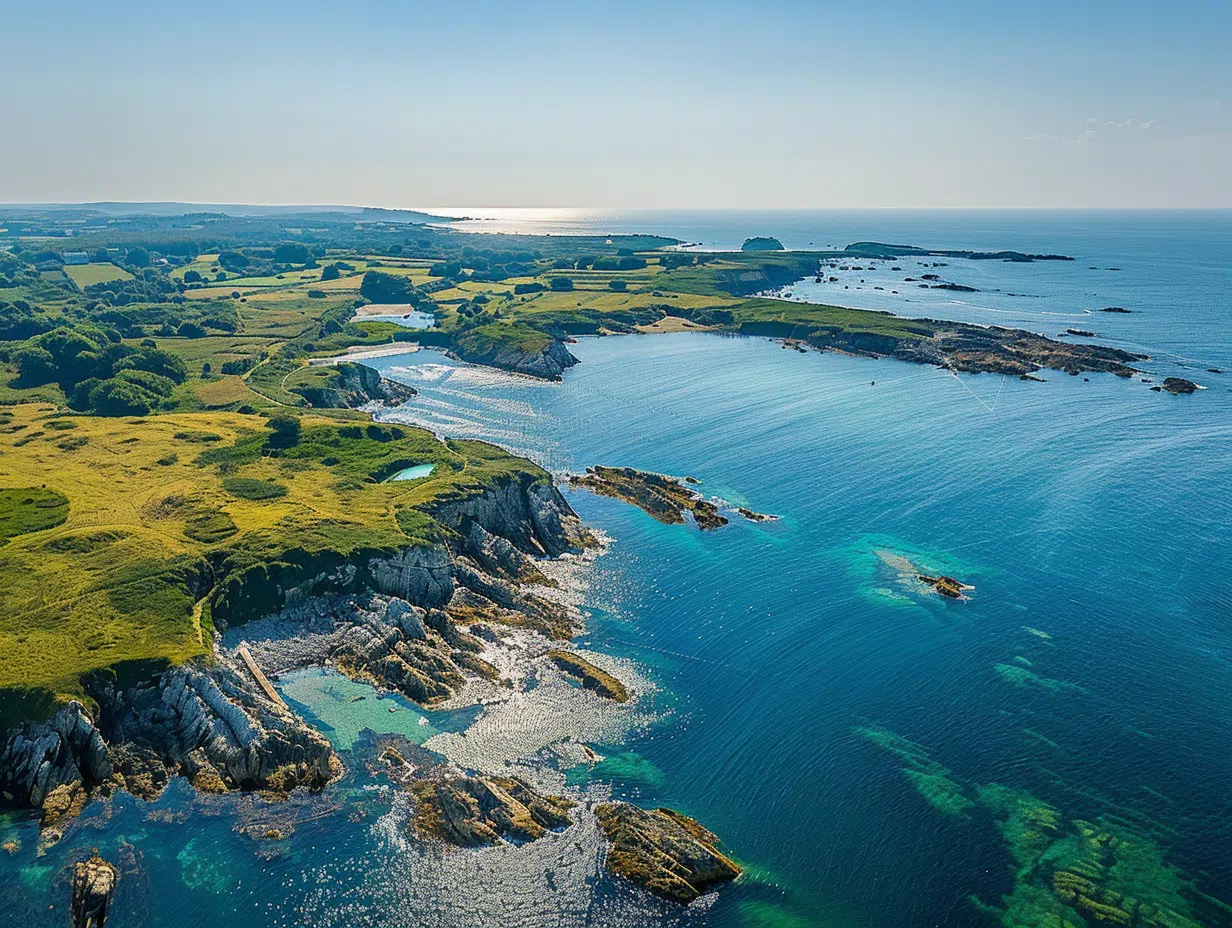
[377,745,741,902]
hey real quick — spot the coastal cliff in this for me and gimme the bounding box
[289,361,416,408]
[1,657,338,843]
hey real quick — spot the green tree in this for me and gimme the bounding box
[13,345,57,386]
[550,277,574,292]
[267,414,301,447]
[273,242,312,264]
[321,264,342,281]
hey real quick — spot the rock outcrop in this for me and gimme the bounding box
[1161,377,1198,395]
[368,544,455,608]
[736,507,776,522]
[71,854,118,928]
[451,336,579,381]
[290,361,416,408]
[410,772,575,846]
[0,654,340,844]
[738,316,1147,379]
[595,803,742,903]
[548,650,630,703]
[96,659,338,799]
[918,575,972,599]
[0,701,111,808]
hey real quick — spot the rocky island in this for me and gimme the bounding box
[741,236,785,251]
[571,466,729,529]
[596,802,743,903]
[547,649,631,702]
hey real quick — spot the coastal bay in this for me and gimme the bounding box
[1,209,1228,927]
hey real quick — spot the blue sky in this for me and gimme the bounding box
[2,0,1228,207]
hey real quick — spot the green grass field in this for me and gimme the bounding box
[63,262,134,288]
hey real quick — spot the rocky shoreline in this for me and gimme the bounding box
[0,469,741,905]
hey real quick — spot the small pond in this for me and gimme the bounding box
[389,463,435,481]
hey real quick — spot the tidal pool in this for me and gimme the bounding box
[277,666,476,750]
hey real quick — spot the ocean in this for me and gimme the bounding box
[3,210,1230,927]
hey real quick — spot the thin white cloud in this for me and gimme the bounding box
[1024,117,1158,145]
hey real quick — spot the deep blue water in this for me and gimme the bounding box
[3,211,1230,927]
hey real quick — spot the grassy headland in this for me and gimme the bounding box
[0,402,549,715]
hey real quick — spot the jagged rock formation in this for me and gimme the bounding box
[71,854,118,928]
[368,545,455,608]
[0,655,338,843]
[409,772,575,846]
[571,466,728,530]
[918,575,972,599]
[595,803,742,903]
[0,701,110,808]
[1161,377,1198,395]
[96,660,338,799]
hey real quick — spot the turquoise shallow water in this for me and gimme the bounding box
[388,463,435,481]
[2,211,1230,927]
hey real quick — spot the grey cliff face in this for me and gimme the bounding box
[0,702,111,806]
[369,544,455,607]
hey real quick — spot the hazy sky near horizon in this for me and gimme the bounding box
[3,0,1229,208]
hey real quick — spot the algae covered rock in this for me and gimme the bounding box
[595,803,741,903]
[547,649,630,703]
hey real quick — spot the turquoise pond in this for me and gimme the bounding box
[389,463,434,481]
[2,211,1229,927]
